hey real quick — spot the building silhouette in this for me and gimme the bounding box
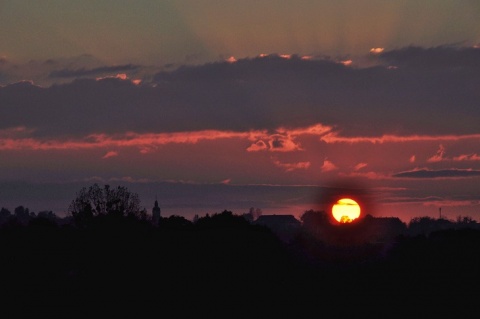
[152,198,161,225]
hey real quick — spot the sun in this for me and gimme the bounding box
[332,198,361,223]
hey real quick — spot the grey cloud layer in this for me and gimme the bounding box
[49,64,140,78]
[393,169,480,178]
[378,45,480,70]
[1,45,479,138]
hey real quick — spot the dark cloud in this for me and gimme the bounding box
[377,45,480,70]
[378,196,445,204]
[0,55,156,87]
[1,46,480,138]
[392,169,480,178]
[49,64,140,78]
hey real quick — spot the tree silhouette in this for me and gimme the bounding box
[0,207,12,226]
[193,209,251,229]
[300,209,332,240]
[13,205,32,225]
[68,183,146,227]
[159,215,193,230]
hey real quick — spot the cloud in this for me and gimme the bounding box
[273,160,311,172]
[453,154,480,161]
[370,48,384,54]
[342,171,389,180]
[102,151,118,159]
[1,46,480,140]
[260,134,303,152]
[392,169,480,179]
[427,144,446,162]
[354,163,367,171]
[246,140,268,152]
[109,176,151,183]
[0,55,160,87]
[321,159,337,172]
[377,45,480,70]
[422,199,480,208]
[321,133,480,144]
[246,124,332,152]
[0,129,254,151]
[0,126,35,138]
[49,64,140,78]
[0,123,332,155]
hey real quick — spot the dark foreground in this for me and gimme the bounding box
[1,214,480,317]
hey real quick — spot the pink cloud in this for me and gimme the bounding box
[342,171,390,180]
[0,129,254,151]
[273,160,311,172]
[453,153,480,161]
[409,155,416,163]
[225,56,237,63]
[246,140,268,152]
[102,151,118,159]
[321,133,480,144]
[340,60,353,66]
[247,123,333,152]
[321,159,337,172]
[0,126,35,138]
[427,144,446,162]
[354,163,367,171]
[0,123,336,153]
[370,48,385,54]
[96,73,128,81]
[276,124,332,136]
[220,178,231,184]
[247,134,302,152]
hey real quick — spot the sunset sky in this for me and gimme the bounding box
[1,0,480,223]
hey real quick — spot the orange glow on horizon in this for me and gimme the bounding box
[332,198,361,223]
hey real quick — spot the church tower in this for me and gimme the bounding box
[152,198,161,225]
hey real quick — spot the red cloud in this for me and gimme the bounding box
[321,133,480,144]
[247,124,332,152]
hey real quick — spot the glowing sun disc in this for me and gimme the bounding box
[332,198,361,223]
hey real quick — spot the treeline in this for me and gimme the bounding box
[1,203,478,236]
[1,184,480,316]
[1,207,479,316]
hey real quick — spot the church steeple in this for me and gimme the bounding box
[152,197,161,225]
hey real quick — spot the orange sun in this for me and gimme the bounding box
[332,198,361,223]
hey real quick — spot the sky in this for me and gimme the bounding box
[1,0,480,223]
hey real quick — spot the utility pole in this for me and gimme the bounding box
[439,207,442,219]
